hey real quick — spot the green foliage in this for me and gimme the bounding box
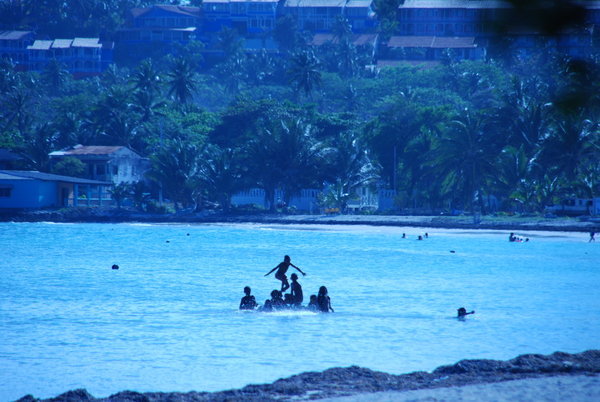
[51,157,86,178]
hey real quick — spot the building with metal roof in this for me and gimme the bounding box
[0,170,112,209]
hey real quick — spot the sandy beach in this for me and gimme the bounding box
[2,208,600,233]
[319,374,600,401]
[16,350,600,401]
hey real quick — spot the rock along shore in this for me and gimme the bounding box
[16,350,600,402]
[2,208,600,233]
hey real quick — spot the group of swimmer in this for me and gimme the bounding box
[402,232,429,240]
[509,233,529,242]
[239,255,334,313]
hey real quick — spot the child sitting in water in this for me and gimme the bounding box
[270,289,286,310]
[317,286,334,313]
[307,295,318,312]
[265,255,306,293]
[239,286,258,310]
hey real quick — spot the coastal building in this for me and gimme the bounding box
[116,4,201,45]
[202,0,279,35]
[282,0,376,33]
[380,35,485,64]
[49,145,149,185]
[0,30,35,71]
[0,170,111,209]
[27,38,113,78]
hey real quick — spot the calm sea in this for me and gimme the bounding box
[0,222,598,400]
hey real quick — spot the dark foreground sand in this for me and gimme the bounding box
[17,350,600,402]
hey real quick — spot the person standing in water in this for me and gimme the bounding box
[590,232,596,242]
[265,255,306,293]
[290,273,303,307]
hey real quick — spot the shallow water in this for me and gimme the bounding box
[0,222,598,400]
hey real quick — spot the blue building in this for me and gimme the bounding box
[117,5,201,45]
[27,38,113,78]
[202,0,279,35]
[0,170,112,209]
[0,30,35,71]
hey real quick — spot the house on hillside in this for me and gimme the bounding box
[0,30,35,71]
[49,145,149,185]
[27,38,113,78]
[0,170,111,209]
[117,5,201,45]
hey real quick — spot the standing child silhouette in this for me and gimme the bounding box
[265,255,305,292]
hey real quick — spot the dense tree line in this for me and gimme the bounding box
[1,1,599,214]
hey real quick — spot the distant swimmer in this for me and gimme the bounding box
[111,264,119,270]
[307,295,318,312]
[590,232,596,242]
[457,307,475,318]
[509,233,516,242]
[417,235,423,240]
[265,255,306,293]
[402,233,406,239]
[425,232,429,238]
[239,286,258,310]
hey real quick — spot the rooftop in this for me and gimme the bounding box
[49,145,126,157]
[387,36,477,48]
[284,0,346,8]
[0,170,111,185]
[0,30,34,40]
[131,5,201,19]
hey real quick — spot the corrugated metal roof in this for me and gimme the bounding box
[387,36,476,48]
[311,33,376,46]
[284,0,346,8]
[131,5,201,18]
[0,30,33,40]
[72,38,101,48]
[0,170,111,185]
[52,39,73,48]
[27,40,53,50]
[49,145,125,156]
[401,0,510,8]
[345,0,373,7]
[0,172,32,181]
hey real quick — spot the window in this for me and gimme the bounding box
[0,187,11,197]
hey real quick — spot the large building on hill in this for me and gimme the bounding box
[116,4,201,45]
[0,30,35,71]
[27,38,113,78]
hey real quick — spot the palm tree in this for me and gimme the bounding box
[167,57,198,107]
[200,145,247,213]
[287,50,322,100]
[131,59,162,96]
[429,109,502,214]
[248,118,324,211]
[19,123,58,172]
[147,138,203,211]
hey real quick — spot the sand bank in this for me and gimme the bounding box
[16,350,600,401]
[2,208,599,233]
[319,375,600,401]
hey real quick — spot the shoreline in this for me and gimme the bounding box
[16,350,600,401]
[2,208,599,233]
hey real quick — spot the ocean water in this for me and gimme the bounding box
[0,222,598,401]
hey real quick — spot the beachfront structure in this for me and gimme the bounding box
[202,0,279,35]
[381,35,485,63]
[0,30,35,71]
[0,170,111,209]
[27,38,113,78]
[282,0,376,33]
[116,5,201,45]
[49,145,149,185]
